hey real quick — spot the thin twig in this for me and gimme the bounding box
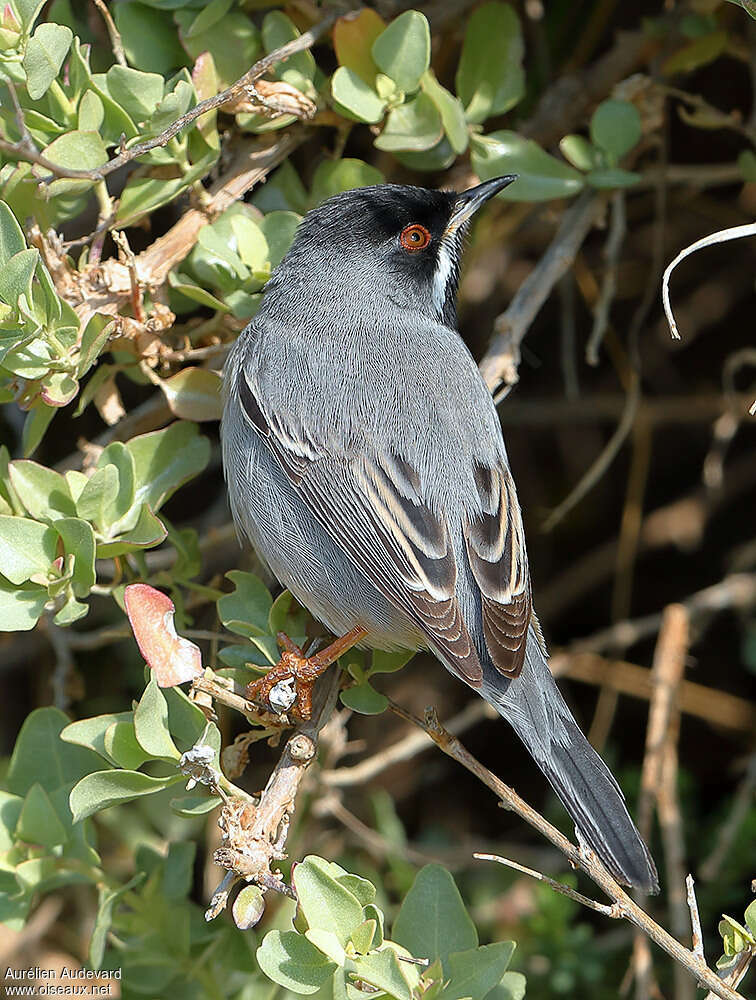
[0,9,341,182]
[321,699,494,786]
[473,852,622,918]
[686,875,705,964]
[586,189,627,365]
[92,0,127,67]
[480,192,605,398]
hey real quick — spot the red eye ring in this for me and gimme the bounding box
[399,223,431,252]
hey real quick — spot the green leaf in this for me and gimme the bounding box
[60,711,134,764]
[442,942,515,1000]
[590,99,642,161]
[233,884,266,930]
[471,131,585,202]
[662,30,728,75]
[134,675,181,761]
[0,515,57,584]
[43,131,108,195]
[257,211,301,268]
[491,972,527,1000]
[22,403,56,457]
[114,3,187,74]
[348,949,412,1000]
[9,461,76,521]
[375,93,444,152]
[337,873,376,906]
[23,22,73,100]
[268,589,308,646]
[393,865,478,973]
[8,707,104,797]
[720,913,755,955]
[456,2,525,123]
[0,201,27,267]
[168,272,229,312]
[69,770,181,823]
[257,930,337,995]
[311,159,384,206]
[176,9,260,89]
[372,10,430,93]
[559,134,600,172]
[104,721,150,770]
[586,167,641,189]
[95,503,166,557]
[90,873,145,970]
[393,137,457,173]
[55,518,96,597]
[15,782,68,847]
[370,649,415,674]
[97,441,137,525]
[261,11,315,84]
[293,855,365,945]
[0,248,38,308]
[106,65,164,123]
[331,66,387,124]
[745,900,756,936]
[0,578,47,631]
[421,71,468,154]
[77,314,112,377]
[169,792,221,817]
[230,214,269,270]
[340,683,388,715]
[218,570,273,638]
[76,464,118,531]
[11,0,44,31]
[128,421,210,512]
[333,8,385,85]
[158,367,222,422]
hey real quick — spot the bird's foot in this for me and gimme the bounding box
[246,626,367,721]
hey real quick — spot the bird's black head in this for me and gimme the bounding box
[268,177,516,328]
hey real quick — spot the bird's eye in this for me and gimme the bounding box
[399,223,431,252]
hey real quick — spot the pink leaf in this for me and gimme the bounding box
[124,584,202,688]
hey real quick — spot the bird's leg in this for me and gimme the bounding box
[246,625,367,721]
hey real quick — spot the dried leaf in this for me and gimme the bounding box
[124,583,202,687]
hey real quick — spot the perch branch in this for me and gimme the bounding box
[207,668,342,911]
[387,699,747,1000]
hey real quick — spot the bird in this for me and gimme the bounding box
[221,177,659,893]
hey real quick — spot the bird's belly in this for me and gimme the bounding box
[226,422,424,651]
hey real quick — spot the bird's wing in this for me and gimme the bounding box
[236,371,483,686]
[463,462,531,678]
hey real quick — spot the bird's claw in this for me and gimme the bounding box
[245,626,368,722]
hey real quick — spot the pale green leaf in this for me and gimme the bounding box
[0,515,57,584]
[331,66,387,124]
[471,131,585,201]
[133,675,181,760]
[23,22,73,100]
[257,930,337,995]
[393,865,477,973]
[69,770,181,823]
[456,3,525,123]
[372,10,430,93]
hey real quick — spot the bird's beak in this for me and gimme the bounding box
[446,175,518,235]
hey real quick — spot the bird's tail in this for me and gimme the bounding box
[481,628,659,893]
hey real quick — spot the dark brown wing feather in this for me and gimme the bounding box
[237,371,483,686]
[464,462,531,677]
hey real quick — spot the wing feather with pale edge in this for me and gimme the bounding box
[237,371,483,686]
[463,462,531,678]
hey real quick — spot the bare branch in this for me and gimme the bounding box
[387,700,747,1000]
[0,8,338,182]
[479,192,605,398]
